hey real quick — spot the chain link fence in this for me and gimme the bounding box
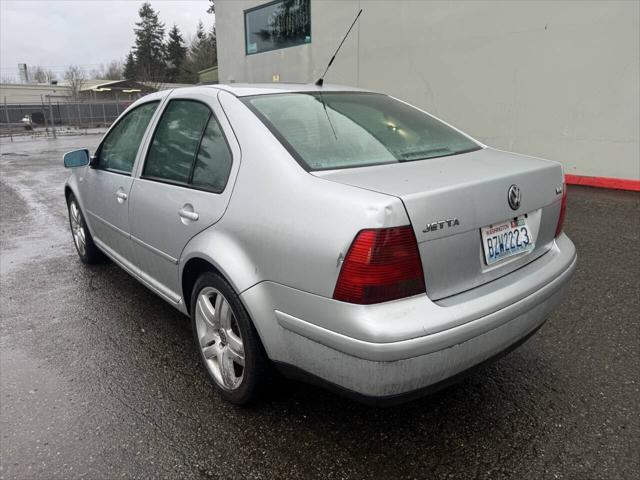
[0,100,132,139]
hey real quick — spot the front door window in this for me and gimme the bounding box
[98,101,159,174]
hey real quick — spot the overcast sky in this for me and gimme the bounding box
[0,0,215,81]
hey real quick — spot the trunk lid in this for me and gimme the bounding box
[313,147,565,300]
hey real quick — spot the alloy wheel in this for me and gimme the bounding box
[194,287,245,390]
[69,200,87,257]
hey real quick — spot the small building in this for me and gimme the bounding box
[0,79,194,105]
[78,79,156,102]
[198,66,219,84]
[0,83,69,104]
[0,79,194,126]
[82,80,194,101]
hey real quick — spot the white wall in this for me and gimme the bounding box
[0,83,71,104]
[216,0,640,180]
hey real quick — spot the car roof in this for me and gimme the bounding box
[200,83,373,97]
[126,83,376,113]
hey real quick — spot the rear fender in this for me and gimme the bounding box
[179,227,259,298]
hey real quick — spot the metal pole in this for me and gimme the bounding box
[59,101,66,128]
[3,96,9,123]
[4,96,13,142]
[102,102,106,126]
[88,101,94,132]
[40,94,49,134]
[76,102,82,130]
[47,95,56,139]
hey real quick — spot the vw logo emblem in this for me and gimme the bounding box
[508,184,521,210]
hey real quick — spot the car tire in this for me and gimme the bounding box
[67,194,103,264]
[190,272,269,405]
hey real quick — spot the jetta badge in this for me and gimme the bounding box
[422,218,460,233]
[508,184,521,211]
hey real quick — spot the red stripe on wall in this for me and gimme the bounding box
[565,174,640,192]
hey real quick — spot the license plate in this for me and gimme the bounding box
[481,215,535,265]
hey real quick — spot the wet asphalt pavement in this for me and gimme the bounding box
[0,134,638,480]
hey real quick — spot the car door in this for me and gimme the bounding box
[128,91,239,304]
[82,100,161,264]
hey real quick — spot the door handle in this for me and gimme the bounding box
[178,208,199,222]
[115,191,128,201]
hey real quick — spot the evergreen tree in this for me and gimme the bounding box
[195,20,206,42]
[133,2,166,82]
[123,51,136,79]
[208,24,218,67]
[122,50,136,80]
[183,22,217,83]
[165,24,187,83]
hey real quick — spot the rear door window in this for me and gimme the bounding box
[191,116,233,192]
[98,101,159,174]
[143,100,211,184]
[142,99,233,192]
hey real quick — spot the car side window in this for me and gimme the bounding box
[98,101,159,174]
[143,100,211,184]
[143,99,233,193]
[191,116,233,192]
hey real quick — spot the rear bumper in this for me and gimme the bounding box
[242,234,576,400]
[274,321,546,406]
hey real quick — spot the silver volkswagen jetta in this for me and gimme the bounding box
[63,84,576,405]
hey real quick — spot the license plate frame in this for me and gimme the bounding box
[481,215,535,266]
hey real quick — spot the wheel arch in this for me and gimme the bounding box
[180,254,274,358]
[182,257,226,316]
[64,184,74,202]
[64,174,81,203]
[180,232,260,316]
[64,180,95,236]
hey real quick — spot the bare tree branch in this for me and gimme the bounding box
[90,61,124,80]
[64,65,86,101]
[31,65,57,83]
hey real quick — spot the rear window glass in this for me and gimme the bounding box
[243,92,480,171]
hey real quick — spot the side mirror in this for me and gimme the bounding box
[63,149,90,168]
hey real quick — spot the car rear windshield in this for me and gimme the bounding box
[242,92,481,171]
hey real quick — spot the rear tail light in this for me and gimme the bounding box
[555,183,567,237]
[333,226,426,304]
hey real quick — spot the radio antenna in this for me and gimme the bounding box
[315,9,363,87]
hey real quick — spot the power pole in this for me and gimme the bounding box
[40,95,49,134]
[4,96,13,142]
[47,95,56,139]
